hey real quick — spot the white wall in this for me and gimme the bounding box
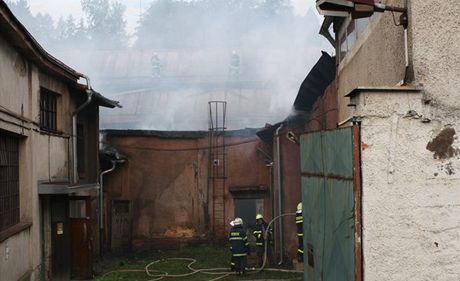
[351,89,460,280]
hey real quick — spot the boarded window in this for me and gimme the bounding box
[40,88,58,131]
[0,132,20,232]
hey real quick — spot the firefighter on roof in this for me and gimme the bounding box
[229,217,249,274]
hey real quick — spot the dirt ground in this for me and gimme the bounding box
[94,245,302,281]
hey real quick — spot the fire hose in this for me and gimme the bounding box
[101,213,302,280]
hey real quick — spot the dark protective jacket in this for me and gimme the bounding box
[229,225,249,257]
[253,220,272,246]
[296,210,303,238]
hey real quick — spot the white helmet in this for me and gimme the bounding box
[232,217,243,226]
[256,214,263,220]
[297,202,302,211]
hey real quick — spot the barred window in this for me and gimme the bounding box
[40,88,58,131]
[0,132,20,232]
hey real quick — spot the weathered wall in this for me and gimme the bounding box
[335,0,406,122]
[328,0,460,279]
[0,34,40,281]
[104,133,270,250]
[0,31,87,280]
[304,80,338,132]
[351,89,460,280]
[105,136,207,249]
[279,126,302,261]
[410,0,460,115]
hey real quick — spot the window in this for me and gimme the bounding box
[0,132,20,232]
[40,88,58,131]
[338,17,371,62]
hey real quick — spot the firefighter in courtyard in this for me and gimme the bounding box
[229,217,250,274]
[296,202,304,262]
[253,214,274,267]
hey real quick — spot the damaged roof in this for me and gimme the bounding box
[257,51,336,142]
[103,128,260,139]
[293,51,336,112]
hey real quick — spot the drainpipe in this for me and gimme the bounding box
[72,75,93,184]
[275,124,284,265]
[99,159,125,255]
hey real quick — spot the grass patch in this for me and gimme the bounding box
[95,245,302,281]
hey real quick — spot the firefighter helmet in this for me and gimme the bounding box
[233,217,243,226]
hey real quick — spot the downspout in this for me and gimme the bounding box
[403,0,410,84]
[99,161,115,256]
[71,74,93,184]
[99,159,125,255]
[275,124,284,265]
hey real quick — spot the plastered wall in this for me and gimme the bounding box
[0,33,76,280]
[352,89,460,280]
[331,0,460,278]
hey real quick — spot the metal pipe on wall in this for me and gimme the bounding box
[275,124,284,265]
[72,75,93,184]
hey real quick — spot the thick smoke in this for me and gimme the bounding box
[7,0,330,130]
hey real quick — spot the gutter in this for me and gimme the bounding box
[71,75,93,184]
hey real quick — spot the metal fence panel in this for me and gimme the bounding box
[302,176,325,281]
[324,129,353,178]
[300,132,324,175]
[323,178,355,281]
[300,127,356,281]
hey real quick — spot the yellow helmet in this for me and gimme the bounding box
[256,214,263,220]
[297,202,302,211]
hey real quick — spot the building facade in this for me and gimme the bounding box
[313,0,460,280]
[101,129,272,252]
[0,2,119,280]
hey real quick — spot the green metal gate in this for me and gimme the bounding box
[300,126,362,281]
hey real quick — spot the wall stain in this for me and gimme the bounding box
[426,128,456,159]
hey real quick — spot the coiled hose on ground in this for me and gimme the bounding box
[102,213,302,281]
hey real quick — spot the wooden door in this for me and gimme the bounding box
[70,198,92,279]
[51,197,70,281]
[111,200,132,253]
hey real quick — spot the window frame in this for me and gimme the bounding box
[39,88,59,132]
[0,131,20,233]
[337,15,371,62]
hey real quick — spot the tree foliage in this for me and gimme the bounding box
[81,0,127,48]
[135,0,302,49]
[6,0,128,51]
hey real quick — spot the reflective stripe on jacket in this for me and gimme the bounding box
[296,210,303,236]
[229,225,249,257]
[253,221,272,246]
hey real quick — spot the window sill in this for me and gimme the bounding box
[0,222,32,243]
